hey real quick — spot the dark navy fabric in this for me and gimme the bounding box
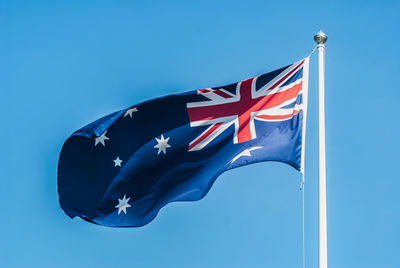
[58,65,305,227]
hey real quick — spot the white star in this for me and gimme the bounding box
[124,107,138,118]
[94,130,110,146]
[154,134,171,155]
[113,157,123,167]
[115,194,131,215]
[230,146,263,163]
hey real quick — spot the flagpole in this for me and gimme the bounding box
[314,29,328,268]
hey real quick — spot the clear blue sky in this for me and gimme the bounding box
[2,0,399,267]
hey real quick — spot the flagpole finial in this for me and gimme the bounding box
[314,30,327,44]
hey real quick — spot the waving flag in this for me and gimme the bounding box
[58,58,309,227]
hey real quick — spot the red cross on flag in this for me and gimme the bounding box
[186,59,306,151]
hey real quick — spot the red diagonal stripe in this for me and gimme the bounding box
[267,60,304,91]
[213,89,233,98]
[188,122,223,151]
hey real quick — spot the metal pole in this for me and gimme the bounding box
[314,29,328,268]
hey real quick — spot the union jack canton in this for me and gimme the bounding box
[58,58,309,227]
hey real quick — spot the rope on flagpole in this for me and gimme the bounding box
[308,46,317,58]
[299,49,314,268]
[301,173,305,268]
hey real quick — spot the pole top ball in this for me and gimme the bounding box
[314,30,327,44]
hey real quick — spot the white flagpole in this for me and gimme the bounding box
[314,29,328,268]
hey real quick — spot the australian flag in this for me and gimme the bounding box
[58,58,309,227]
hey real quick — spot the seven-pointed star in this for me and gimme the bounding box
[115,194,131,215]
[94,130,110,146]
[113,157,123,167]
[154,134,171,155]
[124,107,138,118]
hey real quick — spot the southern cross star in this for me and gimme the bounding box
[115,194,131,215]
[230,146,263,163]
[94,130,110,146]
[113,157,123,167]
[124,107,138,118]
[154,134,171,155]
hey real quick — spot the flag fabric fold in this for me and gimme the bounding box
[57,58,309,227]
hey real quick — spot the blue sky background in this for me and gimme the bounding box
[1,0,400,267]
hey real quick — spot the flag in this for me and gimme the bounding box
[57,58,309,227]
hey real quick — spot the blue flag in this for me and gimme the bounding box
[58,58,309,227]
